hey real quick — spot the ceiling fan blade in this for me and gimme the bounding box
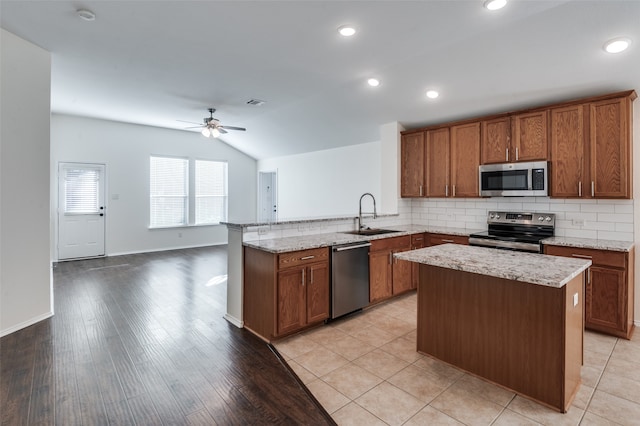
[218,128,228,134]
[176,119,203,125]
[184,125,204,129]
[220,126,246,131]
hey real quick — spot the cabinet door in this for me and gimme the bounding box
[306,263,330,324]
[401,132,425,197]
[392,249,413,295]
[481,117,510,164]
[425,128,450,197]
[590,98,631,198]
[512,111,548,162]
[451,122,481,198]
[587,266,626,333]
[411,235,425,290]
[550,105,585,197]
[369,250,392,303]
[277,268,306,335]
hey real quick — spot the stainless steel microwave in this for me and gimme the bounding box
[479,161,548,197]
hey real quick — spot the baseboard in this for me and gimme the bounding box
[104,242,228,258]
[224,313,243,328]
[1,311,54,337]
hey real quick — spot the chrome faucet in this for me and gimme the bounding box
[358,192,377,230]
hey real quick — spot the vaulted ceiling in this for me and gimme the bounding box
[2,1,639,160]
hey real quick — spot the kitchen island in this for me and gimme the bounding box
[395,244,592,413]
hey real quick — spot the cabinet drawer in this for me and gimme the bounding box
[544,245,626,269]
[411,233,426,245]
[370,235,411,252]
[278,247,329,269]
[428,233,469,246]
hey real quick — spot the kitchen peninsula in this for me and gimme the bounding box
[395,244,591,413]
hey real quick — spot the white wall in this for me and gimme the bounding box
[1,29,53,336]
[51,114,257,258]
[258,141,381,219]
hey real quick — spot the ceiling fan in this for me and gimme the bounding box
[179,108,246,138]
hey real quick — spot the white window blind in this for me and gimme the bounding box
[195,160,228,224]
[64,168,100,213]
[150,156,188,227]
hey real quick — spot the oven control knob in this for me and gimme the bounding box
[489,213,494,219]
[545,216,552,222]
[538,216,544,221]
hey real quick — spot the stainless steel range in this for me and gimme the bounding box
[469,211,555,253]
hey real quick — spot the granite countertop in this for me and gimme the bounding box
[542,237,634,252]
[395,244,591,288]
[243,225,483,253]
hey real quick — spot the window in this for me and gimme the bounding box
[149,156,228,228]
[64,168,100,213]
[196,160,228,224]
[150,156,188,227]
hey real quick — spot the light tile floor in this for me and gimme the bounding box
[273,292,640,426]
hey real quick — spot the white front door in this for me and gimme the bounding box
[58,163,106,260]
[258,171,277,223]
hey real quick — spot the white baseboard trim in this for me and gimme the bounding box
[224,313,243,328]
[1,311,54,337]
[635,319,640,327]
[103,242,228,258]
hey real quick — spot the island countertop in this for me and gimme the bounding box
[395,244,591,288]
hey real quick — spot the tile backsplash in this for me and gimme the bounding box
[411,197,634,242]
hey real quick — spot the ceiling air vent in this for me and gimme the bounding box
[246,99,266,106]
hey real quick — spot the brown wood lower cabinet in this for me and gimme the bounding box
[369,235,411,303]
[410,233,426,289]
[544,245,635,339]
[244,246,329,341]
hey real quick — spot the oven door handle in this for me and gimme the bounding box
[468,237,541,253]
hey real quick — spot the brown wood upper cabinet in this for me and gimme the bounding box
[400,131,425,197]
[550,92,634,199]
[481,111,548,164]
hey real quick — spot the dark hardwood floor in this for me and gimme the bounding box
[1,246,334,425]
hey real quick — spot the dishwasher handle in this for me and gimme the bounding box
[333,242,372,252]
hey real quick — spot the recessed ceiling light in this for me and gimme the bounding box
[76,9,96,21]
[367,78,380,87]
[603,37,631,53]
[426,90,439,99]
[484,0,507,11]
[338,26,356,37]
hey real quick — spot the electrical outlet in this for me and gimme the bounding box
[572,219,586,227]
[178,232,182,238]
[258,227,268,235]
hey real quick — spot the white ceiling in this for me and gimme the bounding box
[1,1,639,160]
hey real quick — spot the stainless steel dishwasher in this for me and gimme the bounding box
[331,241,371,319]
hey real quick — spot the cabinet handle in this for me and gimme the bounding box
[571,254,593,259]
[578,181,582,197]
[301,269,305,286]
[419,185,423,196]
[300,255,315,260]
[591,181,595,197]
[588,268,592,285]
[452,185,456,197]
[310,268,314,284]
[442,239,455,243]
[515,147,519,161]
[506,148,509,161]
[445,185,449,197]
[389,252,393,265]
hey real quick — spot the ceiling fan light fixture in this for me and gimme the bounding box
[484,0,507,11]
[201,127,211,137]
[338,25,356,37]
[211,128,221,138]
[604,37,631,53]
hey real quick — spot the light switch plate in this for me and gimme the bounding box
[573,293,579,307]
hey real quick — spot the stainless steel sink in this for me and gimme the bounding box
[343,228,398,236]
